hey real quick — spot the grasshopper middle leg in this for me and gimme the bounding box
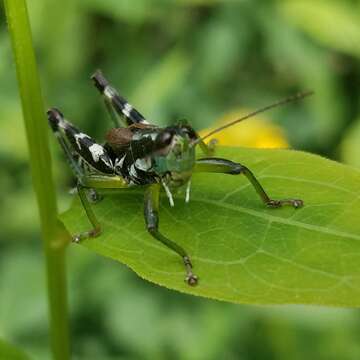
[74,182,102,242]
[144,184,198,286]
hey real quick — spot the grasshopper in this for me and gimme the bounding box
[48,70,311,285]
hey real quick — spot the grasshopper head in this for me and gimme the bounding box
[152,125,196,186]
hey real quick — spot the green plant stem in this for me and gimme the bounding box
[4,1,70,359]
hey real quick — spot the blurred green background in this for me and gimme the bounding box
[1,0,360,359]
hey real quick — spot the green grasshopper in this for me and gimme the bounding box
[48,70,311,285]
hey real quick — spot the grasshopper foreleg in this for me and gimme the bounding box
[195,157,303,208]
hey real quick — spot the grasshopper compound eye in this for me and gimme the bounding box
[155,130,173,148]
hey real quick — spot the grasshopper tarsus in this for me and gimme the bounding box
[267,199,304,209]
[185,274,198,286]
[184,256,198,286]
[292,199,304,208]
[72,227,101,244]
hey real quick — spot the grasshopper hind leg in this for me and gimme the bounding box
[73,182,102,243]
[86,188,103,203]
[91,70,149,127]
[72,176,129,243]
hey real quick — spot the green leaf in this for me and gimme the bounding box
[341,117,360,169]
[61,147,360,307]
[0,339,31,360]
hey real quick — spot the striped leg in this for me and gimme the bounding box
[91,69,149,127]
[48,108,116,203]
[48,115,103,202]
[47,108,114,175]
[49,120,85,180]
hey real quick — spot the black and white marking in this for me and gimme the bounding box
[48,108,159,185]
[47,108,114,174]
[92,70,149,126]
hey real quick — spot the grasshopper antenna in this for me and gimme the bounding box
[194,90,314,145]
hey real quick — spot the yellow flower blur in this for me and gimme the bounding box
[199,108,288,148]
